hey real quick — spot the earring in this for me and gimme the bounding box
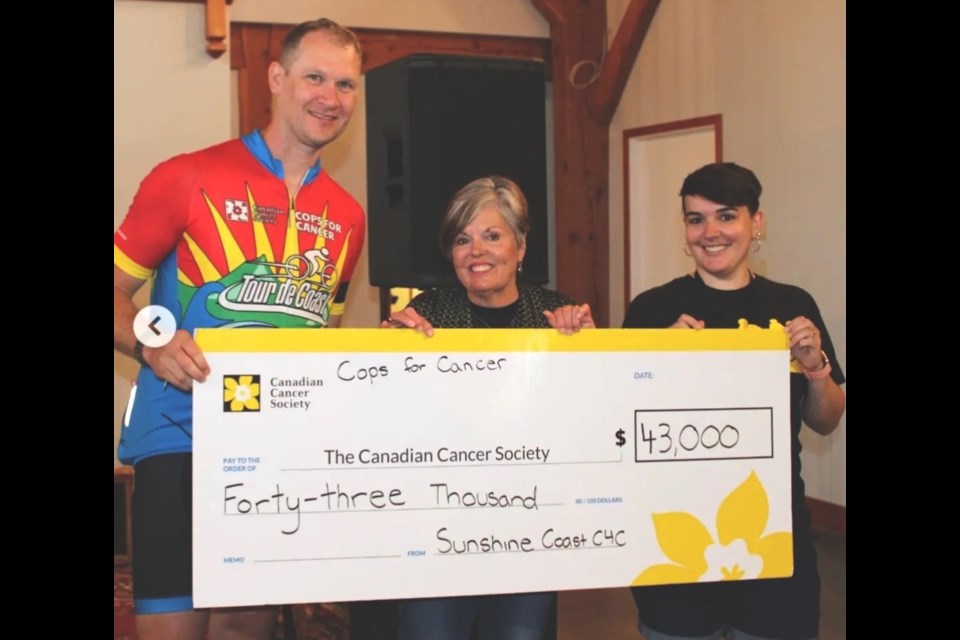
[683,245,693,257]
[517,260,524,274]
[750,232,763,253]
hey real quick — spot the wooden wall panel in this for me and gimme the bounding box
[533,0,610,327]
[230,23,551,135]
[230,21,610,326]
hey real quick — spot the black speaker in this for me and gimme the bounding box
[366,54,548,288]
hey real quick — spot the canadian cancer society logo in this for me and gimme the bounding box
[223,375,261,412]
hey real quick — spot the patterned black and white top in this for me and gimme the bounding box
[409,284,574,329]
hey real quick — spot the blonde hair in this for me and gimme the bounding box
[438,176,531,260]
[279,18,361,69]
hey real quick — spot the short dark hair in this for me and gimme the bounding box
[279,18,361,70]
[680,162,763,214]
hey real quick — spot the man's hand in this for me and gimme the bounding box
[142,329,210,391]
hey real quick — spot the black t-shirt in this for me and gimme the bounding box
[623,272,845,538]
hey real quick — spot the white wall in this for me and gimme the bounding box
[625,126,718,299]
[114,1,233,464]
[607,0,846,505]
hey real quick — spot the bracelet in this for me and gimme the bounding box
[802,350,832,381]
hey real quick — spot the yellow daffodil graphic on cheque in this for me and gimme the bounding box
[223,375,261,412]
[632,471,792,586]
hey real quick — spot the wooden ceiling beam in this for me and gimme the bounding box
[352,28,551,75]
[586,0,661,126]
[531,0,610,327]
[231,24,550,75]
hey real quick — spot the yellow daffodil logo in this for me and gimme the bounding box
[632,471,792,586]
[223,375,260,412]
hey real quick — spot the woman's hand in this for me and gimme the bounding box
[785,316,825,372]
[543,304,595,335]
[670,314,705,329]
[787,315,846,435]
[380,307,435,337]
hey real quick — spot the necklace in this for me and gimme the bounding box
[689,269,756,286]
[469,300,520,328]
[470,311,518,328]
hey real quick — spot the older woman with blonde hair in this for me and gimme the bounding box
[384,175,592,335]
[382,175,593,639]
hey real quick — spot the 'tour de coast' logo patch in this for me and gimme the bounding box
[223,375,260,412]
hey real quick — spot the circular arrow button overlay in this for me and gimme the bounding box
[133,305,177,348]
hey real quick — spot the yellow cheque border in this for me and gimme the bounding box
[196,328,788,353]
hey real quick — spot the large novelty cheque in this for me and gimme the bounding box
[192,327,793,607]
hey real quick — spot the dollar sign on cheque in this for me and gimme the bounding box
[614,428,626,447]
